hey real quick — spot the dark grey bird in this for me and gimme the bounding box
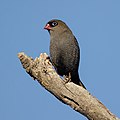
[44,19,86,89]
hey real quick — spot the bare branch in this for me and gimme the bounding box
[18,52,119,120]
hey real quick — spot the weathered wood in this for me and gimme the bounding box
[18,52,119,120]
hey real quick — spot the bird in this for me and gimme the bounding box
[44,19,86,89]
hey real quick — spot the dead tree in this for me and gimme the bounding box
[18,52,119,120]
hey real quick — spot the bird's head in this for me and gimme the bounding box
[44,19,72,35]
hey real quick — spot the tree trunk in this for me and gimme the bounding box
[18,52,119,120]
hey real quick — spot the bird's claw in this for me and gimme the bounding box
[63,73,71,84]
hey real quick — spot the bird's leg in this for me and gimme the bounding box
[63,72,71,84]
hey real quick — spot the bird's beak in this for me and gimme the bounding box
[44,24,51,30]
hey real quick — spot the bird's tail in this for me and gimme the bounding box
[79,80,86,89]
[71,72,86,89]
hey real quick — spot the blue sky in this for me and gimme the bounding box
[0,0,120,120]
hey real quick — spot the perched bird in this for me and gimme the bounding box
[44,19,86,89]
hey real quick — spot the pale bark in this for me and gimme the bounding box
[18,52,119,120]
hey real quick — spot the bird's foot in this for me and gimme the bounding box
[63,73,71,84]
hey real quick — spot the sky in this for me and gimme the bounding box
[0,0,120,120]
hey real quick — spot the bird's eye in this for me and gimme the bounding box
[51,21,58,27]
